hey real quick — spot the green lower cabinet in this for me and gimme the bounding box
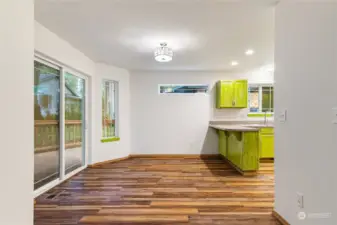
[260,134,274,158]
[227,132,236,163]
[218,128,273,172]
[230,132,243,167]
[259,128,274,159]
[227,131,260,171]
[218,130,227,157]
[241,132,260,170]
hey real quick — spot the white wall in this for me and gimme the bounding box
[35,21,98,165]
[91,63,131,164]
[274,2,337,225]
[130,70,273,155]
[35,22,131,164]
[35,21,95,76]
[0,0,34,224]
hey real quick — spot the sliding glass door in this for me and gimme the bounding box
[34,61,61,190]
[64,72,86,175]
[34,57,87,194]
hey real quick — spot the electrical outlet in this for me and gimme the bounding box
[297,192,304,208]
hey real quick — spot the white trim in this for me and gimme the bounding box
[64,67,88,80]
[159,93,209,96]
[35,56,61,70]
[259,86,263,111]
[84,76,89,165]
[248,112,274,115]
[114,81,119,137]
[249,83,274,86]
[34,51,92,78]
[33,166,86,198]
[59,68,65,180]
[34,178,60,198]
[64,165,86,182]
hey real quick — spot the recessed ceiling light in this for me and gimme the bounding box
[231,61,239,66]
[245,49,255,55]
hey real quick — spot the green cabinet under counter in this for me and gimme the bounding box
[216,80,248,108]
[259,128,274,158]
[218,130,227,157]
[218,130,260,174]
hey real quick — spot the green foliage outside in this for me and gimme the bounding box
[262,87,274,112]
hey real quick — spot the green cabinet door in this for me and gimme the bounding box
[216,81,234,108]
[218,130,227,157]
[227,132,235,163]
[227,131,260,172]
[233,80,248,108]
[216,80,248,108]
[260,134,274,158]
[231,132,243,167]
[241,132,260,170]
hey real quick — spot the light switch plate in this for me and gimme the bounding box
[297,192,304,209]
[332,107,337,124]
[279,109,287,122]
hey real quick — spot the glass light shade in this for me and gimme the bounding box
[155,54,172,62]
[154,44,173,62]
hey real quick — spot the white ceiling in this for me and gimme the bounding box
[35,0,276,72]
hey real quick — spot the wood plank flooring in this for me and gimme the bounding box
[35,156,279,225]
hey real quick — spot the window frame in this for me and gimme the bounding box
[101,79,119,142]
[248,83,274,116]
[158,84,209,95]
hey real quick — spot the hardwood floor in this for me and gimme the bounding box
[35,156,279,225]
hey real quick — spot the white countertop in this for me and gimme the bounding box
[209,124,260,132]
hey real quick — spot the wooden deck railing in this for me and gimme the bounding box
[102,119,116,138]
[34,120,82,153]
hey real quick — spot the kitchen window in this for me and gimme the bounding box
[102,80,119,142]
[248,84,274,114]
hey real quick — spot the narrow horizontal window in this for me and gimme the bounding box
[159,85,209,94]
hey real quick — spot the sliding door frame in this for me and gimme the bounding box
[34,54,89,198]
[63,67,89,176]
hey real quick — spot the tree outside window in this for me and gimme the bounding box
[248,85,274,113]
[102,80,118,138]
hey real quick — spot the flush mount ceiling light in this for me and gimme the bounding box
[231,61,239,66]
[154,43,173,62]
[245,49,255,55]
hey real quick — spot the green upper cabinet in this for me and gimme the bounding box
[216,80,248,108]
[216,81,233,108]
[233,80,248,108]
